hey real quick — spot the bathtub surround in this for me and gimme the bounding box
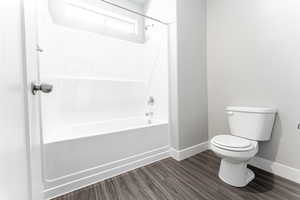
[24,0,173,198]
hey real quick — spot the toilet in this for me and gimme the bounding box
[210,106,276,187]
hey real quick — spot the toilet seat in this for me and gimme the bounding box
[211,135,256,152]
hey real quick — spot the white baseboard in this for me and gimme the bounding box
[44,146,170,200]
[249,156,300,184]
[170,142,209,161]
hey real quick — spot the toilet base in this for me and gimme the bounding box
[218,158,255,187]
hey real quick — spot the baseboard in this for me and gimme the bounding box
[44,146,170,199]
[170,142,209,161]
[249,156,300,184]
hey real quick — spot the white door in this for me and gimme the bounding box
[23,0,44,199]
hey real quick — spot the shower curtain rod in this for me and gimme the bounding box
[101,0,168,25]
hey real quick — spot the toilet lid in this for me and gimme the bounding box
[212,135,251,149]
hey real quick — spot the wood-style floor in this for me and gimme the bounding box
[52,150,300,200]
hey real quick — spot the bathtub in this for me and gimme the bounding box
[43,117,169,199]
[44,117,167,144]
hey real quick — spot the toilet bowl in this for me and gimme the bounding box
[210,135,258,187]
[210,106,276,187]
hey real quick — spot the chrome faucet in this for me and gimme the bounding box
[146,97,155,124]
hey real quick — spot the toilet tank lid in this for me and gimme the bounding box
[226,106,277,114]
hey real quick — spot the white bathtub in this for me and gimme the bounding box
[43,117,169,199]
[44,117,167,144]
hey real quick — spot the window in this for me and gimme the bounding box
[49,0,145,43]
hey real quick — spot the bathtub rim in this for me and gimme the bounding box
[44,119,168,144]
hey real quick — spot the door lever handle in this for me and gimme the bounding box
[32,82,53,95]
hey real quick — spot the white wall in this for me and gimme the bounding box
[168,22,179,149]
[176,0,208,149]
[207,0,300,169]
[0,1,30,200]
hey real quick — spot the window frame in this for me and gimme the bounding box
[49,0,146,43]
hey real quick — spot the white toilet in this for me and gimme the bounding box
[210,106,276,187]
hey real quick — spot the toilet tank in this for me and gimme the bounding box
[226,106,276,141]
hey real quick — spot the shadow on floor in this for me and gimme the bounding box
[244,165,275,193]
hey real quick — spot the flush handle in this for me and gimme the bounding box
[32,82,53,95]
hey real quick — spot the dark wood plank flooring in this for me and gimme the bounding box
[52,150,300,200]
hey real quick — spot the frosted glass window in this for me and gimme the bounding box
[65,4,106,25]
[64,1,138,35]
[105,17,136,34]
